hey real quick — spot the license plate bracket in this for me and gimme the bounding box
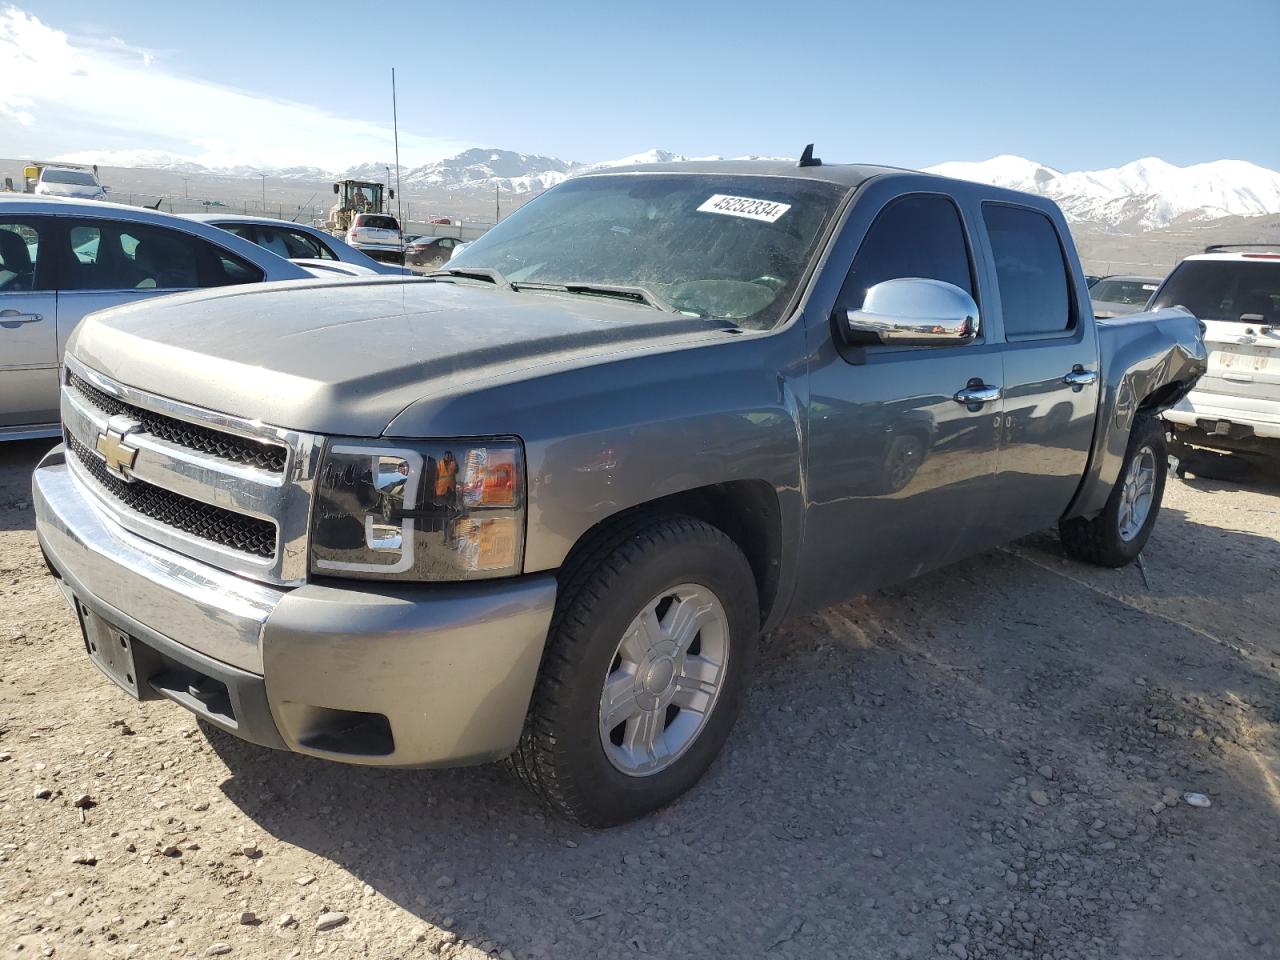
[74,597,142,699]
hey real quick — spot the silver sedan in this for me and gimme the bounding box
[186,214,411,276]
[0,196,315,441]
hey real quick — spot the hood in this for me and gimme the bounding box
[1091,299,1146,319]
[69,278,729,436]
[36,183,106,200]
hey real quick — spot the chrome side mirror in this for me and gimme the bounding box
[841,277,979,347]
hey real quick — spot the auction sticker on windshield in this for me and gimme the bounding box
[697,194,791,223]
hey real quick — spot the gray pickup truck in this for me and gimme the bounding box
[32,158,1206,826]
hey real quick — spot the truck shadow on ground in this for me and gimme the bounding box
[207,498,1280,960]
[1175,445,1280,494]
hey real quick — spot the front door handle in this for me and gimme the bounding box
[0,309,43,327]
[953,381,1002,406]
[1062,365,1098,388]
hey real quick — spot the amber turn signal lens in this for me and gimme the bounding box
[453,516,518,571]
[462,447,516,507]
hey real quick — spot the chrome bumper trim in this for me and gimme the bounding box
[34,450,280,673]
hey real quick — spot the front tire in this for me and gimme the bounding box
[1059,414,1167,567]
[508,516,758,826]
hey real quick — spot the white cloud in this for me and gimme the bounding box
[0,6,469,169]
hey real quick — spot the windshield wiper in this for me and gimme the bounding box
[510,280,677,313]
[427,266,510,288]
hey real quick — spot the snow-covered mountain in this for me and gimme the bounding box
[924,155,1280,229]
[57,146,1280,231]
[396,148,579,194]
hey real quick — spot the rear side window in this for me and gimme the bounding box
[63,220,264,291]
[1090,277,1159,306]
[983,204,1074,338]
[0,221,45,292]
[839,195,975,314]
[257,226,336,260]
[1149,259,1280,325]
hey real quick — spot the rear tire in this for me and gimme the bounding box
[1059,414,1167,567]
[507,516,758,827]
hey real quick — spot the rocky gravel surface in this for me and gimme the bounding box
[1,439,1277,960]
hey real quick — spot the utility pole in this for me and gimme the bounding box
[495,184,500,223]
[182,177,189,199]
[260,174,266,210]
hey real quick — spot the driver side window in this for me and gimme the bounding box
[838,195,976,317]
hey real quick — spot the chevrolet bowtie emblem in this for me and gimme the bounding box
[95,422,140,480]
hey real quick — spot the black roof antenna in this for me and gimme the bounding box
[797,143,822,168]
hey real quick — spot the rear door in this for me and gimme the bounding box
[0,216,59,431]
[796,186,1005,612]
[979,202,1100,538]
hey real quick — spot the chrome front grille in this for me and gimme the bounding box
[69,373,288,473]
[65,433,277,558]
[61,356,322,586]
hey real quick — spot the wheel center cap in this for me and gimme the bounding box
[642,656,676,694]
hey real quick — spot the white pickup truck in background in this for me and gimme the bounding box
[1155,245,1280,461]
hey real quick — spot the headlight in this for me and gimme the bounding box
[310,438,524,581]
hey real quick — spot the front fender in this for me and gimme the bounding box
[385,324,808,611]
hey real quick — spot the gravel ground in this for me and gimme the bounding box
[2,439,1277,960]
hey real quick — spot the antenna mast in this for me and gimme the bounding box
[391,67,404,229]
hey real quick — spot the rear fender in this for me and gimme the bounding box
[1063,307,1206,519]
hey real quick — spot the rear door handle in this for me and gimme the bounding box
[953,382,1002,406]
[1062,365,1098,387]
[0,309,43,327]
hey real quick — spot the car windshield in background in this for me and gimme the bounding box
[358,216,399,231]
[43,169,98,186]
[448,173,848,328]
[1149,259,1280,324]
[1090,278,1159,305]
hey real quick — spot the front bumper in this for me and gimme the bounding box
[33,447,557,767]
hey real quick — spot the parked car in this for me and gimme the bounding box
[31,163,108,201]
[188,214,410,275]
[1089,274,1163,318]
[1085,274,1102,288]
[0,195,314,440]
[345,213,404,265]
[428,216,452,225]
[1156,245,1280,460]
[404,235,467,271]
[32,159,1205,827]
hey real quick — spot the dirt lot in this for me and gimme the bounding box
[1,439,1277,960]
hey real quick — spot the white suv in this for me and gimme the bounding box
[1154,246,1280,459]
[33,164,107,201]
[345,213,403,266]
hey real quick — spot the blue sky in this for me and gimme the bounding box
[4,0,1278,171]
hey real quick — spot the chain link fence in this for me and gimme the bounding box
[1,158,498,243]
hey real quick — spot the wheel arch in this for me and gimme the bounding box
[555,480,786,630]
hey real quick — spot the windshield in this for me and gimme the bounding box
[1150,259,1280,324]
[448,173,848,328]
[357,215,399,231]
[42,169,98,186]
[1090,278,1159,305]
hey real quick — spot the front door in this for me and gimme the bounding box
[980,203,1101,539]
[795,190,1005,614]
[0,217,59,431]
